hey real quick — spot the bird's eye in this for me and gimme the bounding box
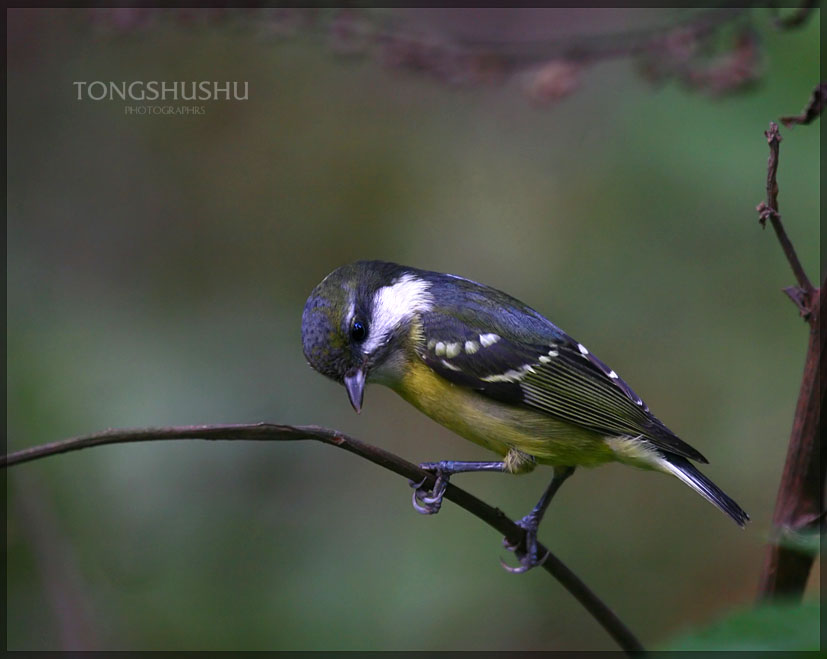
[350,320,367,342]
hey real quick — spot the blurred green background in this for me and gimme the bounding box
[6,8,820,651]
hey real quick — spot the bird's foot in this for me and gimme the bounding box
[500,513,549,574]
[410,462,452,515]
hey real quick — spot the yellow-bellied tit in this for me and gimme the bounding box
[301,260,749,572]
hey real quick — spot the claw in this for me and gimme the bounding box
[500,513,547,573]
[412,486,443,514]
[409,465,450,515]
[499,548,550,574]
[412,489,438,514]
[420,489,444,505]
[502,535,520,552]
[409,476,428,490]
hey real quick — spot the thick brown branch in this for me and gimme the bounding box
[3,423,644,654]
[758,284,825,599]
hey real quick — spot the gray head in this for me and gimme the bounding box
[301,260,434,412]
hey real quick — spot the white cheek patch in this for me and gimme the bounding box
[363,273,433,354]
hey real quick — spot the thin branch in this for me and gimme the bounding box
[780,81,827,127]
[3,423,644,654]
[755,121,815,317]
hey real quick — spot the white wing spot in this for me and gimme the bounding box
[464,340,479,354]
[434,341,446,357]
[578,343,589,357]
[479,333,501,348]
[441,359,461,371]
[445,342,461,358]
[548,348,559,357]
[427,339,436,351]
[608,370,618,379]
[538,355,552,363]
[482,363,535,383]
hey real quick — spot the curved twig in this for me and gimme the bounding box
[3,423,644,653]
[756,122,815,314]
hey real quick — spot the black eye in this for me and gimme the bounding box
[350,320,367,342]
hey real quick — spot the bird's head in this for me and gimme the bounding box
[301,260,433,412]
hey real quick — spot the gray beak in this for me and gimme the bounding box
[344,367,366,414]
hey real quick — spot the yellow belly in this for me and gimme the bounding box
[389,357,617,470]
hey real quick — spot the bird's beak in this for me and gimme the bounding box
[344,367,366,414]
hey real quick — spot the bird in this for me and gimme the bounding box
[301,260,749,572]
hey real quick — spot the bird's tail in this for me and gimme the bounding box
[659,453,750,527]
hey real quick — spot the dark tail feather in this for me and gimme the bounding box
[660,453,750,527]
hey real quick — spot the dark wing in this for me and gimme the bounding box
[417,309,707,463]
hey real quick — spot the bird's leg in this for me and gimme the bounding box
[501,465,576,574]
[410,460,507,515]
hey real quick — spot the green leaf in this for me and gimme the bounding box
[776,528,822,557]
[662,599,820,651]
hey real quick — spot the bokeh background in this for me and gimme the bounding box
[6,8,820,651]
